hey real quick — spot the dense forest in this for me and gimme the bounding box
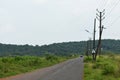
[0,39,120,56]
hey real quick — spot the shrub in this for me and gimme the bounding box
[14,56,23,61]
[108,53,115,60]
[102,63,116,75]
[84,57,92,62]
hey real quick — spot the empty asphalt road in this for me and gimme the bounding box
[1,57,84,80]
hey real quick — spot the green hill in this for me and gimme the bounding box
[0,39,120,56]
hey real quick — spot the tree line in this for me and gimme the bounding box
[0,39,119,56]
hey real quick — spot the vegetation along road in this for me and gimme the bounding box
[0,57,84,80]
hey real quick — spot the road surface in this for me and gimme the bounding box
[0,57,84,80]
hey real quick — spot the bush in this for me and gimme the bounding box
[84,57,92,62]
[108,53,115,60]
[102,63,116,75]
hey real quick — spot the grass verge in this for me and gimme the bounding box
[84,54,120,80]
[0,54,77,78]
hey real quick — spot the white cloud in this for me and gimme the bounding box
[32,0,48,4]
[0,24,16,34]
[0,8,8,16]
[0,9,16,34]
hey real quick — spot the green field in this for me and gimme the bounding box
[84,54,120,80]
[0,55,76,78]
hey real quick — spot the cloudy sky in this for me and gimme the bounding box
[0,0,120,45]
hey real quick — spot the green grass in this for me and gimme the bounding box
[0,55,76,78]
[84,54,120,80]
